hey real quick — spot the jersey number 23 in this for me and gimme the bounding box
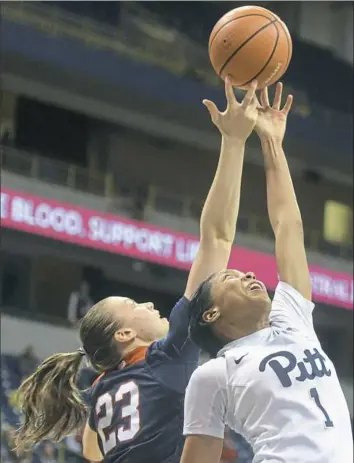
[96,381,141,454]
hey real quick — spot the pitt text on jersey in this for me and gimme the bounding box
[259,347,334,428]
[259,348,331,388]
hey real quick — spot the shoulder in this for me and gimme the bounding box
[270,281,316,335]
[89,368,127,398]
[88,373,106,402]
[272,281,314,311]
[184,358,228,437]
[188,357,227,390]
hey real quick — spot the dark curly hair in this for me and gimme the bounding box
[188,275,224,358]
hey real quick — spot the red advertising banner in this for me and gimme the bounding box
[1,188,352,310]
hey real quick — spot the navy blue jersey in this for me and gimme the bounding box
[88,297,199,463]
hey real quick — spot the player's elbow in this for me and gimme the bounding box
[82,447,92,460]
[273,215,304,237]
[83,446,102,462]
[200,213,235,245]
[199,235,233,263]
[82,448,91,460]
[82,424,103,462]
[200,229,233,249]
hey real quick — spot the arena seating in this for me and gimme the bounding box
[1,354,86,463]
[42,1,352,115]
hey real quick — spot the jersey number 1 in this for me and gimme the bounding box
[310,387,334,428]
[97,381,140,454]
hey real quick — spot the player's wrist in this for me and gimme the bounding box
[259,134,284,148]
[222,134,247,147]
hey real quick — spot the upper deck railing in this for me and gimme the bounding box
[1,145,352,261]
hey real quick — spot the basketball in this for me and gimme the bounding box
[209,5,292,89]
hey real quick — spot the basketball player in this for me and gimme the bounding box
[181,83,353,463]
[15,77,259,463]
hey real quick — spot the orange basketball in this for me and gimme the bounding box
[209,5,292,89]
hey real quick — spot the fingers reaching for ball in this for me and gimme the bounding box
[260,87,270,108]
[224,76,259,109]
[202,99,220,125]
[273,82,283,110]
[282,94,293,115]
[241,80,258,108]
[202,77,259,141]
[259,83,293,114]
[224,76,238,107]
[255,82,294,142]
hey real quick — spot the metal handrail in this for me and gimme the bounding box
[1,146,352,260]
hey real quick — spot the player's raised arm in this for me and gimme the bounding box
[152,78,258,391]
[255,83,311,300]
[184,77,258,299]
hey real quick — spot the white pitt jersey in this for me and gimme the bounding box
[184,282,353,463]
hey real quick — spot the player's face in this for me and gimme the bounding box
[206,269,271,337]
[108,297,169,343]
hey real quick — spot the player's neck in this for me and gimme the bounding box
[255,318,270,332]
[122,339,151,358]
[122,346,149,366]
[224,318,270,343]
[245,318,269,337]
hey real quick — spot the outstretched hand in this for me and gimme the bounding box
[203,77,258,142]
[255,82,293,143]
